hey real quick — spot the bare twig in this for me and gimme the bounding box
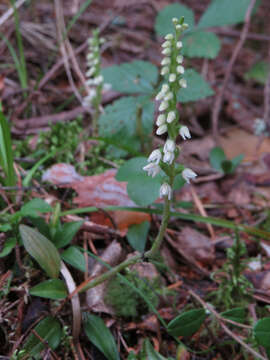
[0,0,27,28]
[264,45,270,131]
[211,0,257,141]
[189,290,267,360]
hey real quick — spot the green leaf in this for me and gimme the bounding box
[0,237,16,258]
[244,61,270,85]
[254,317,270,348]
[155,3,195,36]
[0,110,16,186]
[198,0,258,29]
[177,69,213,103]
[209,147,226,172]
[102,60,158,94]
[23,316,62,357]
[61,246,86,272]
[182,31,220,59]
[168,308,207,337]
[20,198,52,218]
[116,157,163,206]
[53,221,83,248]
[221,160,233,174]
[127,221,150,253]
[141,339,168,360]
[30,279,67,299]
[99,96,154,143]
[221,307,247,324]
[231,154,244,173]
[19,225,61,278]
[83,313,120,360]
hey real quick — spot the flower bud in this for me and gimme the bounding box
[176,41,183,49]
[148,149,162,164]
[179,78,187,88]
[163,151,174,165]
[165,33,174,40]
[156,124,168,135]
[179,126,191,140]
[176,55,184,64]
[164,139,175,153]
[161,57,171,65]
[160,183,172,200]
[182,168,197,183]
[156,114,166,126]
[162,47,171,55]
[159,101,169,111]
[162,40,171,48]
[166,111,176,124]
[161,66,169,75]
[169,74,176,82]
[177,65,185,74]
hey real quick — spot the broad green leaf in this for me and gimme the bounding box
[155,3,195,36]
[244,61,270,85]
[168,308,207,337]
[83,313,120,360]
[254,317,270,348]
[61,246,86,272]
[182,31,220,59]
[20,198,52,218]
[0,237,16,258]
[0,224,12,232]
[198,0,257,29]
[53,221,83,248]
[221,160,233,174]
[177,69,213,103]
[19,225,61,278]
[231,154,244,173]
[30,279,67,299]
[127,221,150,253]
[210,147,226,172]
[221,307,246,324]
[141,339,168,360]
[99,96,154,142]
[102,60,158,94]
[116,157,163,206]
[23,316,62,357]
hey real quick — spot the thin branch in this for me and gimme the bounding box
[264,45,270,131]
[211,0,257,141]
[0,0,27,28]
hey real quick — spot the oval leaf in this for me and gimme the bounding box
[127,221,150,253]
[30,279,67,299]
[23,316,62,356]
[83,313,120,360]
[61,246,86,272]
[221,307,247,324]
[254,317,270,348]
[19,225,61,278]
[168,308,207,337]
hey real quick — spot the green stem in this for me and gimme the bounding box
[80,253,142,292]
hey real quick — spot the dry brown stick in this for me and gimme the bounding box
[189,290,267,360]
[214,28,270,42]
[264,45,270,131]
[211,0,257,141]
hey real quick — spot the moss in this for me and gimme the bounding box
[104,271,160,318]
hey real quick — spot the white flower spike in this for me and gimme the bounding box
[143,163,161,178]
[182,168,197,184]
[179,126,191,140]
[160,183,172,200]
[148,149,162,164]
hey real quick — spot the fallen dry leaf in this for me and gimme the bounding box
[42,164,150,233]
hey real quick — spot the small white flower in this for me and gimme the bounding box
[177,65,185,74]
[164,92,173,101]
[176,24,182,31]
[162,47,171,55]
[164,139,175,153]
[159,101,169,111]
[179,126,191,140]
[103,83,112,91]
[161,84,169,93]
[86,67,96,77]
[167,111,176,123]
[86,79,95,86]
[156,114,166,126]
[155,90,165,101]
[162,40,171,48]
[169,74,176,82]
[179,78,187,88]
[165,33,174,40]
[182,23,189,30]
[87,53,95,60]
[160,183,172,200]
[176,41,183,49]
[93,75,104,85]
[172,18,178,24]
[156,124,168,135]
[176,55,184,64]
[182,168,197,183]
[163,151,174,165]
[161,57,170,66]
[143,163,161,178]
[161,66,169,76]
[148,149,162,164]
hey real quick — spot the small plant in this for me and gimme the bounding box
[213,232,252,309]
[210,146,243,175]
[83,29,110,135]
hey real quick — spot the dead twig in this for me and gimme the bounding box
[264,44,270,131]
[0,0,27,28]
[211,0,257,141]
